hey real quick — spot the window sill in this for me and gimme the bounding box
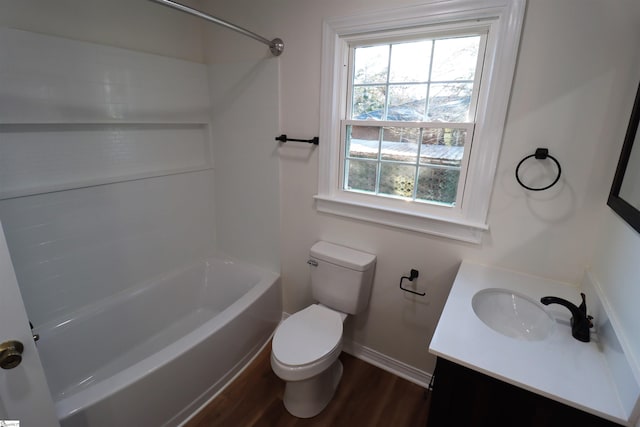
[314,194,488,244]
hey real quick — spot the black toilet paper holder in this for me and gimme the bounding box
[399,269,426,296]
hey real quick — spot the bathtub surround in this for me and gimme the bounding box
[0,28,215,328]
[0,2,281,424]
[208,59,281,273]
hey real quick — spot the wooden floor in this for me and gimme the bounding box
[185,342,431,427]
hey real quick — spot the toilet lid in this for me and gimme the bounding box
[273,305,343,366]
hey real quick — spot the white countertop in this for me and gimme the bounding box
[429,261,628,425]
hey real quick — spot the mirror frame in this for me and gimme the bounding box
[607,81,640,234]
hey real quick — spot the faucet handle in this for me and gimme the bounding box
[578,293,586,312]
[578,293,594,328]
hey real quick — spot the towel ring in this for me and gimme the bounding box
[515,148,561,191]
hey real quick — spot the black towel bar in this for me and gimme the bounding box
[275,134,319,145]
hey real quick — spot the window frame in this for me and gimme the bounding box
[315,0,526,243]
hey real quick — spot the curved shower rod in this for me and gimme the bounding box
[148,0,284,56]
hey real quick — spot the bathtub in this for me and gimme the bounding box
[34,256,281,427]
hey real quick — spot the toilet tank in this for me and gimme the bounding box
[309,241,376,315]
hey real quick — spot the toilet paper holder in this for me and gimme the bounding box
[399,269,426,296]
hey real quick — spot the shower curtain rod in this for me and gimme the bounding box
[148,0,284,56]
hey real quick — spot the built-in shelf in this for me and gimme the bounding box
[0,122,212,200]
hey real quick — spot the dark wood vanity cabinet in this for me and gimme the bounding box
[427,357,623,427]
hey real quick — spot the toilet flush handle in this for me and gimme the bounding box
[307,259,318,267]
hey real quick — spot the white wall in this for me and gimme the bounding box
[206,0,640,373]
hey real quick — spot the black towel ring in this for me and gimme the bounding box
[515,148,562,191]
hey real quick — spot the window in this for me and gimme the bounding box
[316,0,526,243]
[345,34,484,207]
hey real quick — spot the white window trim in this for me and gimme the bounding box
[315,0,526,244]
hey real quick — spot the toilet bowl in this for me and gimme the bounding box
[271,304,347,418]
[271,241,376,418]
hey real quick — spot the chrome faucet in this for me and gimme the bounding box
[540,293,593,342]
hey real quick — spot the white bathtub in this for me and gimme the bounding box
[34,256,281,427]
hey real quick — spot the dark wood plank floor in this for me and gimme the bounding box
[185,341,431,427]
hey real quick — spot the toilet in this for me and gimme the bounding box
[271,241,376,418]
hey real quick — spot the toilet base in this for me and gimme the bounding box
[282,359,343,418]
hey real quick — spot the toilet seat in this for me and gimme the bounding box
[272,304,343,367]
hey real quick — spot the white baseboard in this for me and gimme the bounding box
[342,339,432,389]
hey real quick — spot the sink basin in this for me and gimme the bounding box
[472,289,555,341]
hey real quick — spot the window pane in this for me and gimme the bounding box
[353,45,389,84]
[379,163,416,198]
[346,159,377,192]
[381,127,419,162]
[388,84,427,121]
[427,83,473,121]
[420,128,466,166]
[430,36,480,82]
[389,41,432,83]
[416,166,459,205]
[347,125,380,159]
[352,85,387,120]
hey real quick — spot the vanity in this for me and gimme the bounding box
[428,261,639,426]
